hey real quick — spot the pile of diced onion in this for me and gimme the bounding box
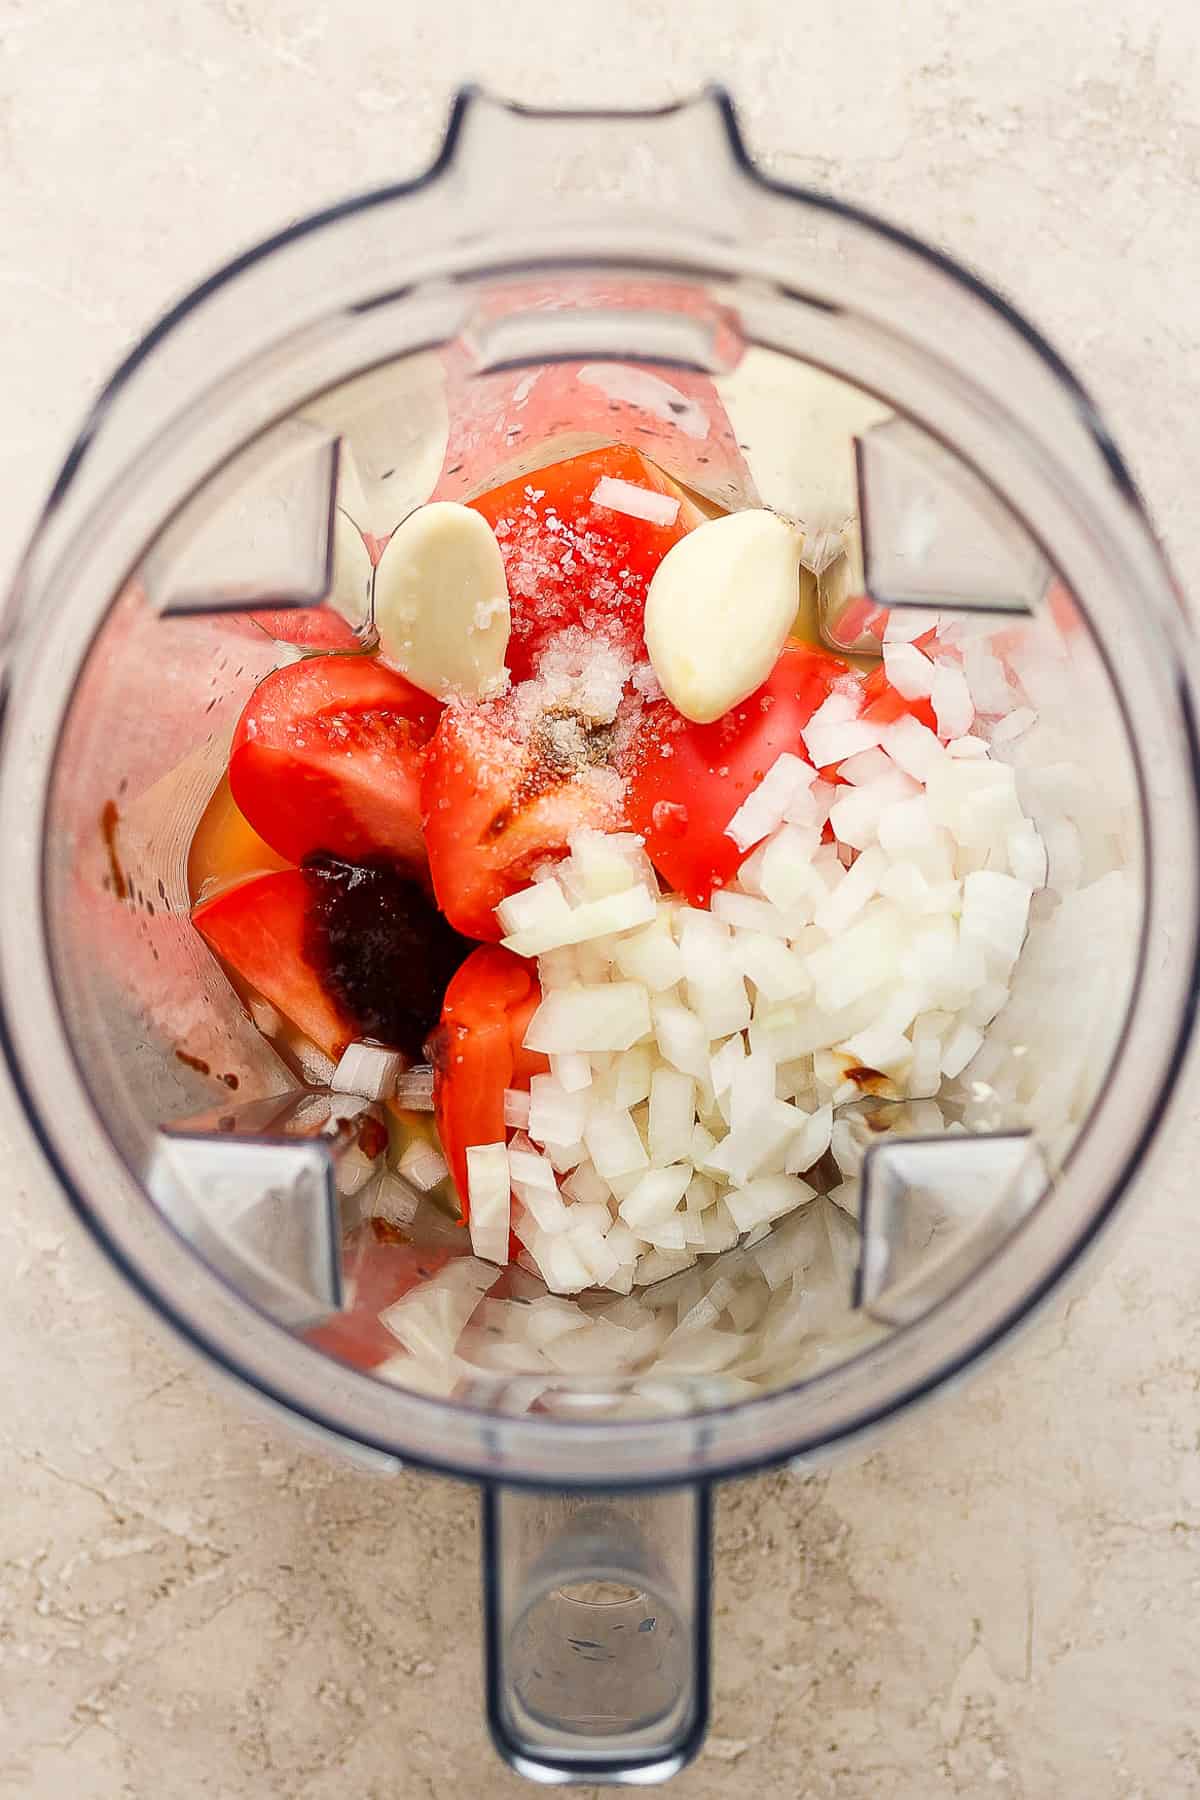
[325,604,1142,1401]
[459,630,1041,1298]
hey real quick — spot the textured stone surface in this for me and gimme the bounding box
[2,3,1199,1794]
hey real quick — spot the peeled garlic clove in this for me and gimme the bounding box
[644,509,803,724]
[373,501,510,699]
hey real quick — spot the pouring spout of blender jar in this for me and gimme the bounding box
[483,1482,711,1785]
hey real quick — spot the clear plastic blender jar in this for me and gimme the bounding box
[1,91,1196,1784]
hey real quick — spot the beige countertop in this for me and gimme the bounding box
[2,3,1199,1794]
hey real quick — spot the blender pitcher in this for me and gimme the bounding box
[1,91,1197,1784]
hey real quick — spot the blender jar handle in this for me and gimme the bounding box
[482,1481,712,1783]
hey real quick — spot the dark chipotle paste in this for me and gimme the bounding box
[300,853,472,1062]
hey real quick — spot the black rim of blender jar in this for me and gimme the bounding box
[2,88,1198,1490]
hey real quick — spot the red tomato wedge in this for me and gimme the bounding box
[228,656,440,870]
[430,945,548,1216]
[192,870,354,1057]
[421,702,620,940]
[468,445,701,679]
[625,641,851,906]
[306,1223,453,1370]
[246,608,360,650]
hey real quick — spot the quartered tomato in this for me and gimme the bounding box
[421,700,620,940]
[228,656,440,870]
[192,869,355,1057]
[468,445,700,679]
[246,608,360,651]
[625,640,851,906]
[194,856,472,1062]
[306,1222,453,1370]
[429,945,548,1216]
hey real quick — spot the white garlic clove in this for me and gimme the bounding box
[373,501,510,699]
[644,509,803,724]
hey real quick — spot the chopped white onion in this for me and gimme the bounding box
[783,1103,833,1175]
[334,1148,377,1198]
[550,1051,592,1094]
[940,1020,984,1079]
[561,1160,611,1207]
[583,1104,650,1180]
[604,1220,642,1268]
[881,715,948,783]
[502,883,656,957]
[699,1202,740,1254]
[524,982,652,1054]
[514,1178,572,1236]
[758,824,824,911]
[564,828,655,900]
[527,1073,589,1148]
[372,1172,422,1229]
[654,1000,711,1083]
[931,661,975,739]
[689,1125,718,1172]
[883,641,935,700]
[687,964,751,1039]
[619,1163,690,1229]
[495,877,572,940]
[635,1247,698,1286]
[989,704,1037,746]
[724,1175,814,1232]
[590,475,681,527]
[545,1138,586,1174]
[711,889,807,940]
[787,778,837,829]
[802,690,885,767]
[541,1235,594,1294]
[508,1139,559,1193]
[330,1042,403,1102]
[729,1051,778,1132]
[838,746,894,787]
[724,753,816,852]
[648,1067,696,1168]
[613,910,685,991]
[397,1138,449,1192]
[503,1087,532,1130]
[466,1143,511,1265]
[706,1100,799,1185]
[813,846,888,935]
[959,870,1033,967]
[709,1035,746,1099]
[1006,822,1048,890]
[393,1063,435,1111]
[611,1043,653,1110]
[883,607,940,643]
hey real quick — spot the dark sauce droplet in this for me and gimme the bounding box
[301,853,473,1061]
[845,1065,890,1094]
[357,1115,388,1160]
[100,800,128,900]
